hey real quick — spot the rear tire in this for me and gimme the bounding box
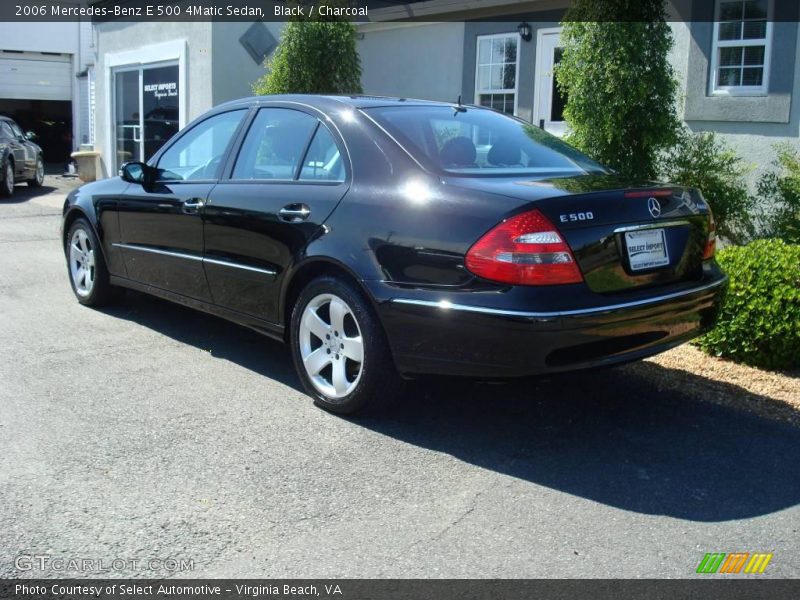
[290,275,403,414]
[27,156,44,187]
[1,160,13,198]
[65,218,122,306]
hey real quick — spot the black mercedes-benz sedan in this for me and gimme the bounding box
[61,95,727,413]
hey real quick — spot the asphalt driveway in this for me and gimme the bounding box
[1,177,799,578]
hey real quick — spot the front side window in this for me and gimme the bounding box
[232,108,318,180]
[366,106,607,177]
[711,0,772,94]
[156,109,246,181]
[475,34,518,115]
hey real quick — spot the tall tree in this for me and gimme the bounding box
[556,0,680,180]
[252,2,362,95]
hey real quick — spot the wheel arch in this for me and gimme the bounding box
[62,206,106,262]
[280,257,381,343]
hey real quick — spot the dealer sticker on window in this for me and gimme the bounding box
[625,228,669,271]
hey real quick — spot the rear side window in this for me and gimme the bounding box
[232,108,317,180]
[299,125,345,182]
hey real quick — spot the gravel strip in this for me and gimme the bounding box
[637,343,800,426]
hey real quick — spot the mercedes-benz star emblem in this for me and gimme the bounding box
[647,197,662,218]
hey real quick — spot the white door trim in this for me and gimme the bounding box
[533,26,566,136]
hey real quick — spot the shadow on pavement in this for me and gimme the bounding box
[102,289,800,523]
[100,290,301,390]
[1,184,60,203]
[358,368,800,522]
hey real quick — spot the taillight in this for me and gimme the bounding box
[703,208,716,260]
[465,209,583,285]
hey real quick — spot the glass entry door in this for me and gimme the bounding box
[534,30,568,136]
[114,69,141,169]
[113,63,180,172]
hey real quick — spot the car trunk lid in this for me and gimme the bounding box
[444,174,713,293]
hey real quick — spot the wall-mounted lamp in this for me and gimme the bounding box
[518,22,532,42]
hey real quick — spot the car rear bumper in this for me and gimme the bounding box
[371,270,728,378]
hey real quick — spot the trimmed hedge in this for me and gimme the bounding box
[696,239,800,370]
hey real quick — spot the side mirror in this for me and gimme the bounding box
[120,161,149,184]
[25,131,37,141]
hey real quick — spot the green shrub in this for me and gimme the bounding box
[660,128,754,244]
[252,3,362,95]
[696,239,800,370]
[755,143,800,243]
[556,0,680,180]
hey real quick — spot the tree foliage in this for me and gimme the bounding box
[660,128,754,244]
[556,0,680,180]
[755,143,800,243]
[252,2,362,95]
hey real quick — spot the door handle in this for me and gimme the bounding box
[182,198,205,214]
[278,203,311,223]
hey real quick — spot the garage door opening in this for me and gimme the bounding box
[0,50,74,167]
[0,99,72,166]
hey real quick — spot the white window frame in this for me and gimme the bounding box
[474,32,521,116]
[709,0,773,96]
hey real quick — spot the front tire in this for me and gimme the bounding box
[27,155,44,187]
[1,160,13,197]
[290,276,402,414]
[65,218,121,306]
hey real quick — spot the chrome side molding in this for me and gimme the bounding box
[203,256,276,276]
[112,243,201,262]
[112,243,277,276]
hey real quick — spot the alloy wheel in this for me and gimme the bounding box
[299,293,364,400]
[35,158,44,185]
[69,228,96,297]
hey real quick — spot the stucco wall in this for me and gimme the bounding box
[684,27,800,188]
[673,7,800,187]
[211,22,284,105]
[358,22,465,102]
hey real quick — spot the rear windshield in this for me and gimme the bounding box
[364,106,608,177]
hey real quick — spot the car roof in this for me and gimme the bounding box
[215,94,466,112]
